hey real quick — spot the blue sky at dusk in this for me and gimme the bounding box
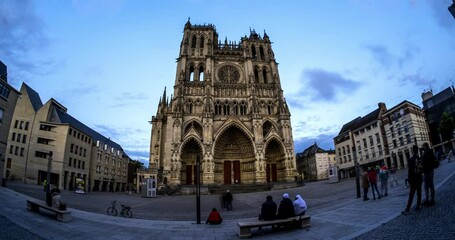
[1,0,454,166]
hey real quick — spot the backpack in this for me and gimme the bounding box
[415,157,424,174]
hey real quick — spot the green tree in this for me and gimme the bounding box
[438,111,455,141]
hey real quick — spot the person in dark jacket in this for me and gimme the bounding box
[421,142,436,206]
[206,208,222,224]
[362,168,370,201]
[223,190,233,211]
[402,145,422,215]
[260,195,277,221]
[277,193,295,219]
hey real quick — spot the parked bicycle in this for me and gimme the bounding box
[106,200,133,218]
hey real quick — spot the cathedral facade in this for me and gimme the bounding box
[149,20,297,187]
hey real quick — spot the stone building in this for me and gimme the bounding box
[0,61,21,187]
[149,20,297,187]
[296,143,332,181]
[382,100,430,169]
[5,83,129,192]
[422,86,455,154]
[334,103,389,178]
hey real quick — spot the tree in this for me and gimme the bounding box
[128,160,145,186]
[438,111,455,142]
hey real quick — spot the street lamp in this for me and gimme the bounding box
[449,0,455,19]
[352,146,361,198]
[45,151,53,206]
[196,153,201,224]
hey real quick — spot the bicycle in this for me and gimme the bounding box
[106,200,133,218]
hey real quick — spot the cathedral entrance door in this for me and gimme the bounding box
[186,165,193,185]
[271,164,277,182]
[266,163,277,183]
[224,161,232,184]
[233,161,241,184]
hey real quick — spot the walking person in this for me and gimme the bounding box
[379,166,389,197]
[421,142,436,207]
[362,168,370,201]
[402,145,423,215]
[368,168,381,200]
[223,190,233,211]
[390,164,399,188]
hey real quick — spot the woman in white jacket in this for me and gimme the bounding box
[293,194,307,217]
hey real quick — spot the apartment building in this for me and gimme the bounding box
[422,86,455,154]
[5,83,129,192]
[382,100,431,169]
[0,61,21,187]
[296,143,331,181]
[333,118,359,179]
[334,103,389,178]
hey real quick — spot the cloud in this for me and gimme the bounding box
[293,133,335,153]
[303,69,361,101]
[365,44,420,70]
[399,73,436,87]
[365,45,394,69]
[93,124,122,140]
[114,92,149,102]
[91,124,150,165]
[0,0,50,82]
[427,0,455,33]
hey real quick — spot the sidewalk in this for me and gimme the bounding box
[1,160,454,240]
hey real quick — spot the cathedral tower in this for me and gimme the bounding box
[149,20,297,187]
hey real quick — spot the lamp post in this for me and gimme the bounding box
[196,153,201,224]
[45,151,53,206]
[449,0,455,19]
[352,146,361,198]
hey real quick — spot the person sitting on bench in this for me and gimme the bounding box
[293,194,307,217]
[277,193,295,219]
[259,195,277,220]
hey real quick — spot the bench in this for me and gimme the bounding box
[26,199,72,222]
[237,215,311,238]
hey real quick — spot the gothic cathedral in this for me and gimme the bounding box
[149,20,297,187]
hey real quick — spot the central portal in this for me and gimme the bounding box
[223,161,241,184]
[214,125,255,184]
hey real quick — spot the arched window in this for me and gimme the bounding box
[187,101,193,113]
[200,36,204,48]
[267,102,274,115]
[189,66,195,81]
[198,66,204,81]
[254,68,259,83]
[251,45,257,59]
[223,101,230,115]
[215,101,222,115]
[240,101,247,115]
[259,46,265,61]
[191,36,197,48]
[262,69,268,83]
[233,101,238,115]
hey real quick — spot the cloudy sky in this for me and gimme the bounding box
[1,0,454,166]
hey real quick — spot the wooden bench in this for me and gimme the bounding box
[26,199,72,222]
[237,215,311,238]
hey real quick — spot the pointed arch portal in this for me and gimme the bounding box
[180,138,203,185]
[213,125,255,184]
[264,138,285,183]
